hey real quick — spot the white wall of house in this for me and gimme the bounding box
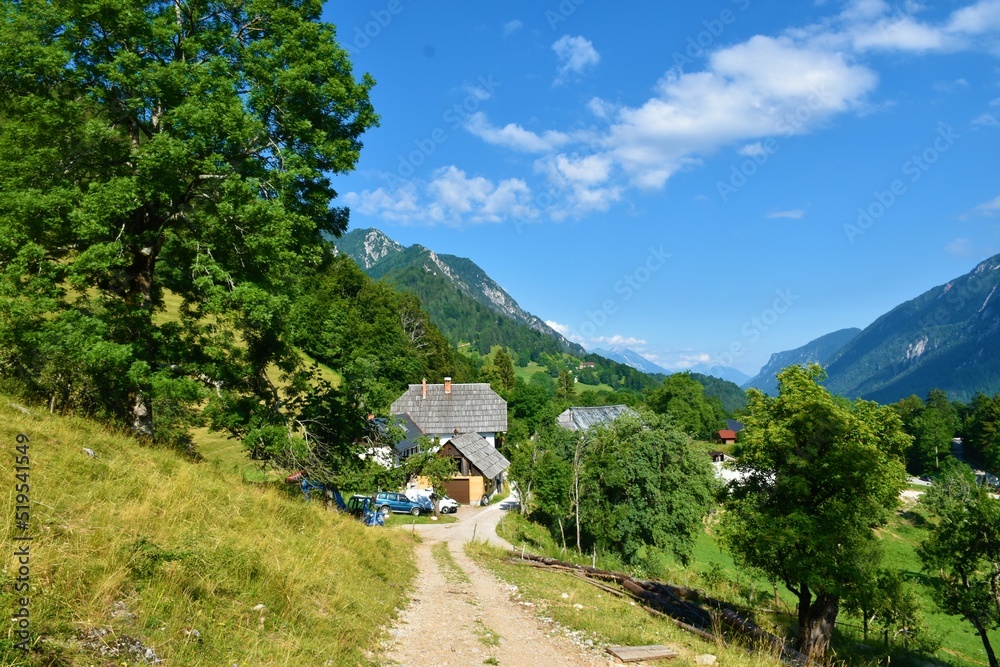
[431,432,496,448]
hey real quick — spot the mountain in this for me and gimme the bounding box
[591,347,670,375]
[684,363,751,386]
[823,255,1000,403]
[689,372,748,415]
[591,347,750,385]
[744,328,862,394]
[334,228,586,357]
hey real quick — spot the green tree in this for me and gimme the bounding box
[556,369,576,401]
[493,347,516,392]
[0,0,376,444]
[507,378,557,435]
[843,564,934,651]
[719,364,909,662]
[964,393,1000,472]
[404,437,458,518]
[580,412,718,566]
[892,391,958,475]
[646,372,724,439]
[918,464,1000,667]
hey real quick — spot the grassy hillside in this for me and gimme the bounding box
[0,400,415,666]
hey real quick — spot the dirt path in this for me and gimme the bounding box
[383,499,611,667]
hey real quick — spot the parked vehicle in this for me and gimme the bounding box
[345,494,374,517]
[375,491,432,517]
[344,495,385,526]
[405,488,460,514]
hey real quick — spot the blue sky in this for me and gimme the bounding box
[323,0,1000,376]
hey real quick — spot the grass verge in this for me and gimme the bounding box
[465,541,784,667]
[384,513,458,527]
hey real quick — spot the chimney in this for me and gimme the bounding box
[422,378,427,399]
[444,377,452,395]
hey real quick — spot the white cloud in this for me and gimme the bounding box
[606,35,877,188]
[345,167,538,227]
[975,195,1000,215]
[535,154,622,218]
[502,20,523,36]
[973,112,999,126]
[543,326,649,352]
[426,166,535,223]
[591,335,647,347]
[552,35,600,84]
[739,142,769,157]
[850,15,950,52]
[672,352,715,370]
[464,112,572,153]
[587,97,617,119]
[545,321,587,346]
[818,0,1000,53]
[946,237,976,256]
[933,78,970,92]
[947,0,1000,36]
[343,183,421,222]
[542,153,613,186]
[768,209,806,219]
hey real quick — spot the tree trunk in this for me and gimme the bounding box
[970,615,999,667]
[574,436,582,553]
[125,231,158,442]
[796,589,840,663]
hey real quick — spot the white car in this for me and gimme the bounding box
[405,488,460,514]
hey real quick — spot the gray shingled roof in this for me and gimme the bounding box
[391,383,507,434]
[557,405,639,431]
[449,432,510,480]
[392,414,425,456]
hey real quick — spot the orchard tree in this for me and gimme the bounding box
[0,0,376,446]
[719,364,909,662]
[580,411,718,566]
[919,464,1000,667]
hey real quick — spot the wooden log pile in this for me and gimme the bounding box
[508,551,808,666]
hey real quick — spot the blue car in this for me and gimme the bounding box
[375,491,432,517]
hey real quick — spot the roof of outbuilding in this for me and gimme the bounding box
[557,405,639,431]
[391,383,507,434]
[448,431,510,480]
[717,429,738,440]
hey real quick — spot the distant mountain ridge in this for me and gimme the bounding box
[591,347,670,375]
[823,254,1000,403]
[744,328,862,394]
[591,346,750,385]
[684,363,751,386]
[335,228,586,356]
